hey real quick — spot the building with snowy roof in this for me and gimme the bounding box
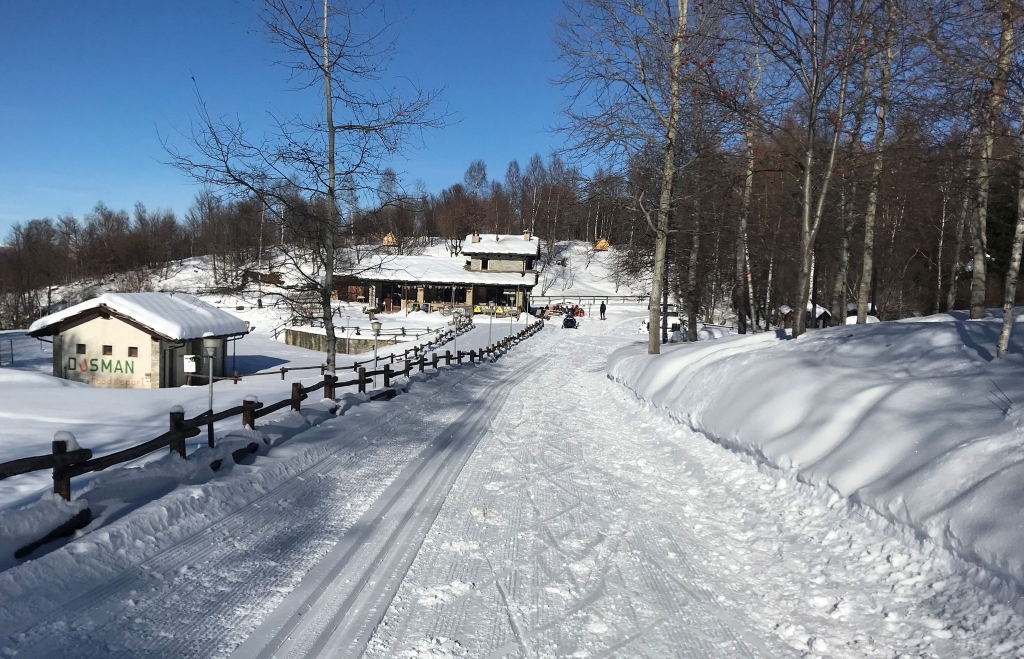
[28,292,250,389]
[343,232,541,312]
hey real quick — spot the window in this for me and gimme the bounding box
[102,345,112,356]
[76,344,86,355]
[481,258,489,270]
[128,347,138,358]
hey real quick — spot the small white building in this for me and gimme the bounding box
[28,292,250,389]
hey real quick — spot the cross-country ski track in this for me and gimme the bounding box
[3,309,1024,658]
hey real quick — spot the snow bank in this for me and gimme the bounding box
[608,313,1024,590]
[0,495,89,567]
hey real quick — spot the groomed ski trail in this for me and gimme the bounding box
[0,331,550,659]
[231,352,547,659]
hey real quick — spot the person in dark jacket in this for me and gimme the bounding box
[600,301,607,320]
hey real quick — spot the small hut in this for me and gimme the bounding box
[382,232,397,247]
[594,238,610,252]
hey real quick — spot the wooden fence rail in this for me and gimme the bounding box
[187,323,473,386]
[0,319,544,559]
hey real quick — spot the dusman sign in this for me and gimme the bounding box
[66,358,136,374]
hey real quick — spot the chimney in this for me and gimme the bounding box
[471,232,480,243]
[524,231,531,241]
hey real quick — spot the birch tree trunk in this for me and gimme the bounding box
[947,191,968,312]
[935,185,948,312]
[971,2,1015,320]
[997,99,1024,358]
[735,121,754,334]
[857,2,895,324]
[832,57,871,325]
[687,215,701,342]
[647,0,689,355]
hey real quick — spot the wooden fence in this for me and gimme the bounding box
[187,323,473,385]
[0,319,543,560]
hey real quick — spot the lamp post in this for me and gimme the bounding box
[371,318,382,389]
[202,334,218,448]
[488,301,495,346]
[452,308,461,361]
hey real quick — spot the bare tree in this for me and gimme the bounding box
[556,0,718,354]
[742,0,865,337]
[166,0,444,371]
[856,0,897,324]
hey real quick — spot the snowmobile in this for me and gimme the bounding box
[562,315,578,329]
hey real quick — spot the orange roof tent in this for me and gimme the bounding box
[594,238,610,251]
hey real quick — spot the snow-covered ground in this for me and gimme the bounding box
[0,309,532,573]
[610,310,1024,609]
[3,305,1024,657]
[363,307,1024,658]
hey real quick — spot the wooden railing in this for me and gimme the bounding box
[0,319,544,560]
[188,323,474,385]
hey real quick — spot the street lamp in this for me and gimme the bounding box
[202,334,218,448]
[371,318,382,389]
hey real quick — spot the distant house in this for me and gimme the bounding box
[594,238,610,252]
[28,293,249,389]
[778,301,832,329]
[350,232,541,312]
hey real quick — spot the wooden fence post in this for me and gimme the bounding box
[383,364,391,388]
[457,351,463,365]
[242,396,258,429]
[404,357,412,378]
[169,408,186,459]
[280,367,286,380]
[291,381,302,411]
[358,367,367,393]
[324,373,336,399]
[52,437,71,501]
[445,350,451,366]
[419,356,425,373]
[432,353,439,370]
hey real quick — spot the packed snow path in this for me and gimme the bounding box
[364,314,1024,658]
[4,311,1024,657]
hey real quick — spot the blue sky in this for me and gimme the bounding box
[0,0,568,235]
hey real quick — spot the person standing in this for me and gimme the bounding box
[600,301,607,320]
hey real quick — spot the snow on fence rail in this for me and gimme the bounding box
[0,319,544,562]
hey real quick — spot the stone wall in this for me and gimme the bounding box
[286,328,398,355]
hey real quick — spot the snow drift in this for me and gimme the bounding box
[608,311,1024,591]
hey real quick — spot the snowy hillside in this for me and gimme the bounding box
[609,309,1024,595]
[534,241,647,299]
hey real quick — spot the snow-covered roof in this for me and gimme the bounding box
[28,292,250,341]
[354,255,538,288]
[461,233,540,256]
[779,302,830,318]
